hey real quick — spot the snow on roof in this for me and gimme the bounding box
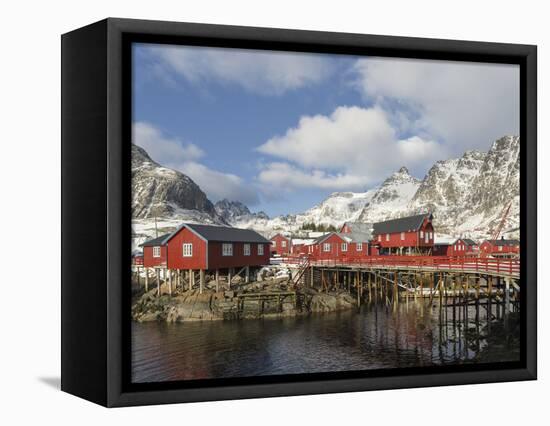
[434,235,455,245]
[291,238,315,245]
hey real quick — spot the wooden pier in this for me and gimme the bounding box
[286,255,520,313]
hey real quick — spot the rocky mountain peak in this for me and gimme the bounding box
[215,199,270,223]
[131,144,222,222]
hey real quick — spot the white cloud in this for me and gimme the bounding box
[146,44,332,95]
[133,121,204,164]
[178,162,259,206]
[258,162,368,191]
[256,106,444,190]
[353,57,519,152]
[133,121,258,205]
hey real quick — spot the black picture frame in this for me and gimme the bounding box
[61,17,537,407]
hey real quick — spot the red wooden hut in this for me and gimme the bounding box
[451,238,479,256]
[479,238,520,257]
[372,213,434,255]
[141,224,270,270]
[308,231,370,261]
[132,252,144,266]
[270,233,292,256]
[141,233,170,268]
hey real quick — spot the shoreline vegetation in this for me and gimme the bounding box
[131,275,357,323]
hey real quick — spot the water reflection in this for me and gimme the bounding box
[131,299,520,383]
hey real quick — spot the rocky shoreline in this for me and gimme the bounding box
[131,277,357,323]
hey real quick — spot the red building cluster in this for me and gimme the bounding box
[480,238,520,257]
[137,214,520,272]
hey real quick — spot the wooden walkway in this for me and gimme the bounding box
[281,255,520,280]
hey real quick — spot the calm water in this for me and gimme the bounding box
[131,300,520,383]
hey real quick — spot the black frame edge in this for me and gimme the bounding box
[59,17,537,407]
[61,19,109,406]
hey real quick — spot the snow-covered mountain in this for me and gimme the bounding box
[214,199,269,223]
[359,136,518,239]
[131,144,225,249]
[229,190,376,235]
[357,167,421,223]
[132,136,520,245]
[132,144,223,222]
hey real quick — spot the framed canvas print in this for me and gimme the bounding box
[61,18,537,407]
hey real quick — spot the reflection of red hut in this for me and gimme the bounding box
[372,213,434,255]
[270,233,292,256]
[480,238,520,257]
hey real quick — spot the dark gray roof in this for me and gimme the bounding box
[169,223,270,244]
[312,232,337,245]
[373,213,432,235]
[462,238,478,246]
[140,233,171,247]
[488,239,520,246]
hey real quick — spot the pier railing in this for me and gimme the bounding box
[279,255,520,278]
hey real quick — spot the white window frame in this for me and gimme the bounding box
[341,243,348,252]
[182,243,193,257]
[498,246,503,252]
[386,233,390,242]
[243,243,251,256]
[378,235,381,242]
[153,246,161,258]
[272,241,276,247]
[400,232,405,241]
[222,243,233,256]
[356,242,363,251]
[258,244,264,255]
[282,240,287,247]
[323,243,331,252]
[420,230,424,238]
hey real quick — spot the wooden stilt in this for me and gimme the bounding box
[167,268,172,296]
[156,269,160,297]
[144,268,149,292]
[188,269,193,291]
[245,266,250,283]
[215,269,219,292]
[199,269,205,294]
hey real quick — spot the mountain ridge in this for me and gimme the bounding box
[132,136,520,245]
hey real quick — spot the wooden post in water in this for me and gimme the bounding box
[156,268,160,297]
[394,272,399,303]
[199,269,205,294]
[368,271,372,301]
[504,278,510,314]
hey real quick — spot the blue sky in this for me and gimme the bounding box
[133,43,519,217]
